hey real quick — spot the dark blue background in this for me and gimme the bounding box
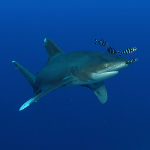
[1,0,150,149]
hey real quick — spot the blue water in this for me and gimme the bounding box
[1,0,150,149]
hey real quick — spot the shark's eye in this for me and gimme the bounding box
[104,64,108,67]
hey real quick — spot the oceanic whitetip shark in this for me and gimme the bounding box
[12,38,138,111]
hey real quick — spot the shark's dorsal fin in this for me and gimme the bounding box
[44,38,64,61]
[84,81,107,104]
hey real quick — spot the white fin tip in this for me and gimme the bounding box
[19,97,35,111]
[44,38,47,43]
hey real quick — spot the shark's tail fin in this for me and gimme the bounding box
[12,61,41,96]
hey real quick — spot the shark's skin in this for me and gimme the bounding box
[12,38,137,111]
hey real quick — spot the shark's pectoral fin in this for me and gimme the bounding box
[84,81,107,104]
[19,76,74,111]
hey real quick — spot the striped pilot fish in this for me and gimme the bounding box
[107,47,119,54]
[94,39,109,47]
[94,39,137,57]
[107,47,137,56]
[119,47,137,56]
[126,58,138,64]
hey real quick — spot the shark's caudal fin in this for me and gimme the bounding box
[84,81,107,104]
[44,38,64,61]
[12,61,41,96]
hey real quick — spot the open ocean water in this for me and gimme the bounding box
[0,0,150,149]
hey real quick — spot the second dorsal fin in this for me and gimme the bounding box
[44,38,64,61]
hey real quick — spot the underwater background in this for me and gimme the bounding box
[1,0,150,149]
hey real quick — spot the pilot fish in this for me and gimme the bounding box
[94,39,109,47]
[107,47,119,54]
[119,47,137,56]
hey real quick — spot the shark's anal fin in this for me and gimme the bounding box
[19,76,74,111]
[84,81,107,104]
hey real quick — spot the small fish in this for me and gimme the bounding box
[126,58,138,64]
[119,47,137,56]
[107,47,119,54]
[94,39,109,47]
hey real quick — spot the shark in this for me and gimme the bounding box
[12,38,137,111]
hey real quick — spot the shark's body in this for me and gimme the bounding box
[12,38,137,111]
